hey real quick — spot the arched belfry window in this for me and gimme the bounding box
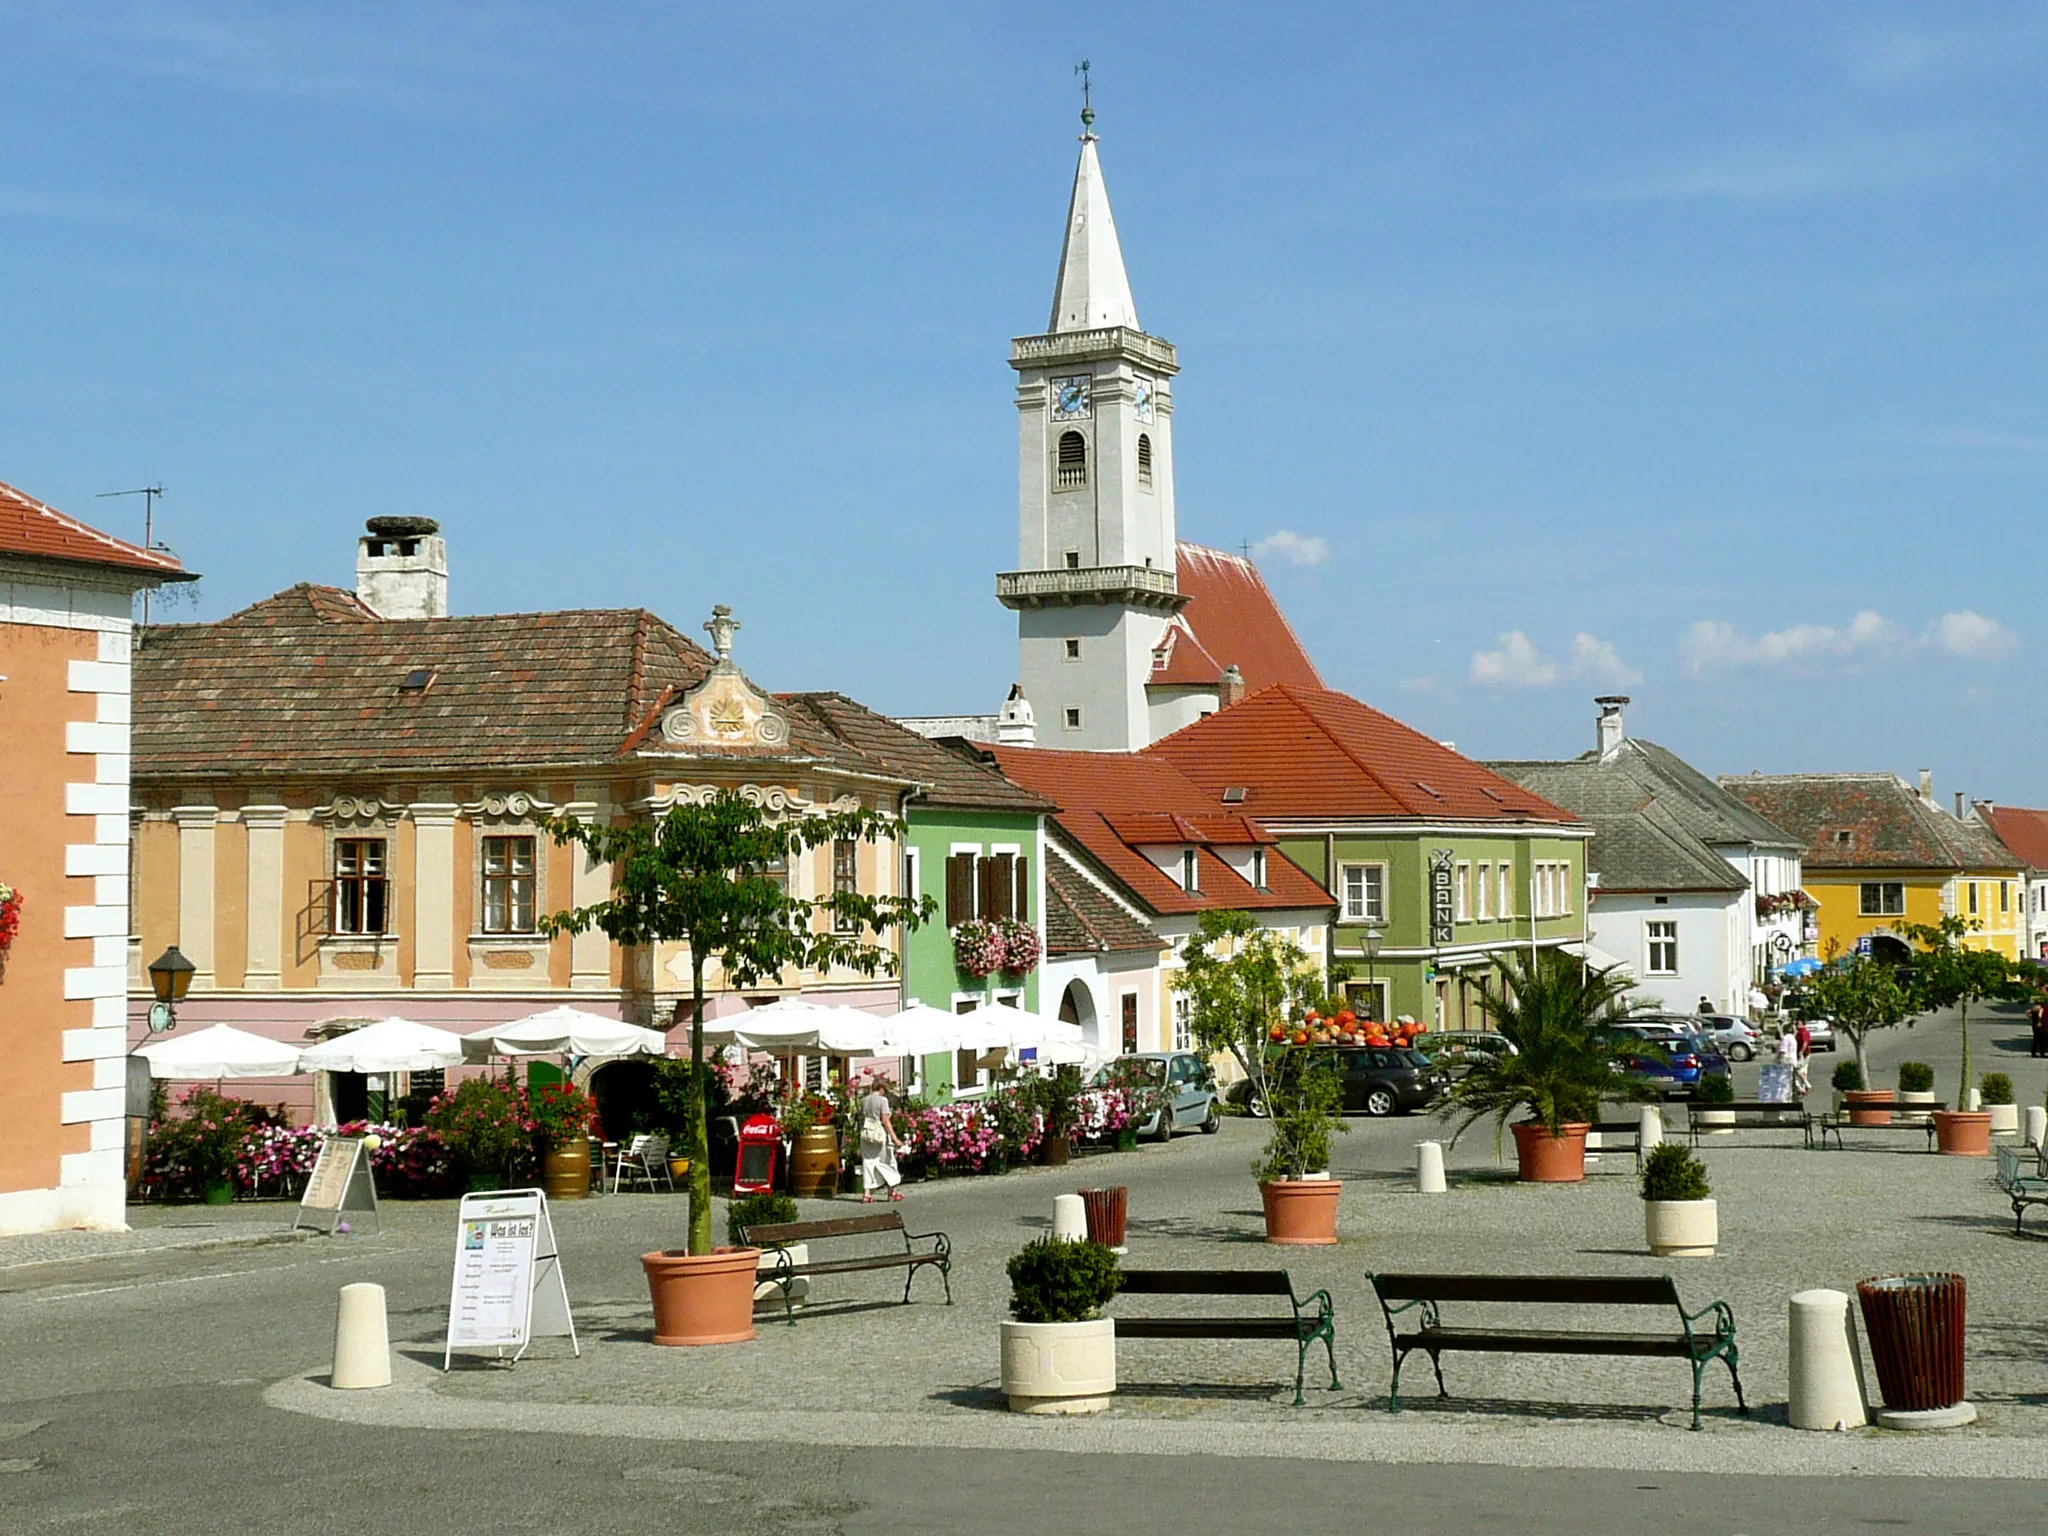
[1137,432,1154,489]
[1055,430,1088,490]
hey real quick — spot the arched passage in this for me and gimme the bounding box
[1059,978,1108,1058]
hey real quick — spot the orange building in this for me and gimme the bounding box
[0,481,187,1235]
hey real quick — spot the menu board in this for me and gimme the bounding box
[443,1189,579,1367]
[293,1136,378,1234]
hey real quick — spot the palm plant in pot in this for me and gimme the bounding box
[999,1235,1121,1413]
[1640,1142,1716,1256]
[541,788,934,1346]
[1439,948,1639,1183]
[1176,911,1344,1242]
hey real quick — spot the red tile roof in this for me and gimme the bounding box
[1172,542,1322,692]
[1148,684,1578,824]
[0,479,190,579]
[986,744,1333,918]
[1982,804,2048,872]
[1044,857,1166,956]
[1148,621,1223,686]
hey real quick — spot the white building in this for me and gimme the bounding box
[1491,698,1808,1017]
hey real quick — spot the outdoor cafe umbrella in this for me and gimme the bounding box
[461,1005,669,1062]
[877,1002,966,1058]
[135,1022,303,1080]
[296,1016,466,1074]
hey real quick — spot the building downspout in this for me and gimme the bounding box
[1326,831,1337,982]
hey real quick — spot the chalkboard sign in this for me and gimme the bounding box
[292,1136,379,1235]
[443,1189,579,1368]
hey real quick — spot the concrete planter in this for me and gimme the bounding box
[754,1242,809,1312]
[999,1318,1115,1414]
[1645,1198,1718,1258]
[1986,1103,2020,1137]
[1695,1109,1735,1136]
[1932,1110,1992,1157]
[1896,1090,1936,1127]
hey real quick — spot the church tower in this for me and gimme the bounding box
[998,101,1185,752]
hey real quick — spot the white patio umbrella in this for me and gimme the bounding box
[135,1023,303,1080]
[461,1005,669,1062]
[297,1016,466,1074]
[951,1000,1028,1052]
[702,996,891,1055]
[877,1002,966,1057]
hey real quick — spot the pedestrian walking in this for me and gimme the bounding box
[2030,1001,2048,1060]
[1697,995,1715,1017]
[858,1083,903,1203]
[1793,1020,1813,1097]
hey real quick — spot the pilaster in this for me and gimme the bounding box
[171,803,218,990]
[241,805,289,990]
[410,799,460,990]
[566,784,612,991]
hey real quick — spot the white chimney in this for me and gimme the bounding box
[996,684,1037,747]
[1595,695,1630,758]
[356,516,448,619]
[1918,768,1933,801]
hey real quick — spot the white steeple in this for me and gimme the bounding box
[1048,110,1139,333]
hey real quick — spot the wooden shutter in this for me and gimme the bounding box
[980,854,1009,921]
[1013,855,1029,921]
[945,854,975,927]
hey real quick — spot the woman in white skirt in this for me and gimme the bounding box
[859,1085,903,1202]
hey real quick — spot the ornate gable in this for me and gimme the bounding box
[655,605,791,750]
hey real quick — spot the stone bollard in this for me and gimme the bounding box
[1051,1192,1088,1242]
[1968,1087,1983,1113]
[2026,1104,2047,1150]
[330,1282,391,1390]
[1788,1288,1867,1431]
[1638,1105,1664,1155]
[1415,1141,1447,1194]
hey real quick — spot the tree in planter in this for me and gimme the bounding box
[1801,949,1911,1086]
[1006,1236,1122,1323]
[1640,1141,1711,1204]
[1439,947,1642,1149]
[540,792,934,1257]
[1899,916,2029,1111]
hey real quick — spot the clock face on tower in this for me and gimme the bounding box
[1133,375,1155,423]
[1051,374,1093,421]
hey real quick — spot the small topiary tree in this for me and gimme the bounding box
[1640,1141,1711,1203]
[1980,1072,2015,1107]
[1696,1072,1735,1105]
[1831,1059,1865,1093]
[1897,1061,1935,1094]
[1006,1237,1121,1324]
[726,1191,798,1247]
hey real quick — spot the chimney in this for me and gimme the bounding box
[1954,791,1966,821]
[1595,695,1630,758]
[996,683,1037,747]
[356,516,447,619]
[1218,664,1246,709]
[1918,768,1933,801]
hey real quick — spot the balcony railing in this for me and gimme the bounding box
[996,565,1187,610]
[1009,327,1178,372]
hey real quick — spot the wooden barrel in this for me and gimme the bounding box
[789,1126,842,1198]
[542,1143,591,1200]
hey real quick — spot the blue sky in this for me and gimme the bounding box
[5,4,2045,800]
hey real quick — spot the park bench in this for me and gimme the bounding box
[1585,1118,1649,1167]
[1365,1272,1746,1431]
[739,1211,952,1324]
[1994,1145,2048,1236]
[1811,1100,1945,1152]
[1679,1099,1819,1149]
[1111,1269,1338,1406]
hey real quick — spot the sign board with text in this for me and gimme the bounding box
[1429,849,1456,946]
[443,1189,579,1368]
[292,1136,379,1235]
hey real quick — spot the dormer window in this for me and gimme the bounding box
[1251,847,1268,890]
[1181,848,1199,893]
[1055,430,1088,490]
[1137,432,1154,489]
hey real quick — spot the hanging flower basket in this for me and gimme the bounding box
[999,919,1041,975]
[953,918,1006,978]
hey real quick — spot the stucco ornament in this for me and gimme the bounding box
[656,605,791,749]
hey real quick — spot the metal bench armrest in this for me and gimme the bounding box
[1678,1297,1736,1347]
[903,1228,951,1261]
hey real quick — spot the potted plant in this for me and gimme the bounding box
[1802,948,1911,1088]
[1980,1073,2019,1137]
[1830,1058,1865,1113]
[1835,1056,1894,1128]
[1641,1141,1716,1256]
[1895,1061,1936,1126]
[541,787,933,1346]
[998,1236,1120,1413]
[1035,1064,1084,1167]
[727,1192,806,1310]
[1440,948,1639,1183]
[1176,910,1345,1242]
[1695,1071,1736,1134]
[426,1076,534,1192]
[529,1082,595,1200]
[1901,917,2023,1158]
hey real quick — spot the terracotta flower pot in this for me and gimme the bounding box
[1511,1120,1590,1183]
[1844,1089,1894,1127]
[1932,1110,1992,1157]
[642,1247,761,1346]
[541,1144,591,1200]
[1258,1178,1342,1244]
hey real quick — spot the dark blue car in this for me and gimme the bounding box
[1608,1023,1707,1099]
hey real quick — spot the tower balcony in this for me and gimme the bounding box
[996,565,1189,612]
[1009,326,1178,374]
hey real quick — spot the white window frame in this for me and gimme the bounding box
[1498,863,1513,921]
[1180,847,1199,893]
[1338,862,1385,924]
[1455,862,1471,923]
[1646,919,1679,976]
[1251,847,1268,891]
[1172,993,1193,1053]
[1475,861,1491,921]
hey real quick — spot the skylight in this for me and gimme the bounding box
[1222,786,1247,804]
[1413,779,1444,800]
[399,667,438,693]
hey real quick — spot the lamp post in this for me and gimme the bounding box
[145,945,195,1034]
[1364,927,1383,1021]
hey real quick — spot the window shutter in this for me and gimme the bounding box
[945,854,975,927]
[1013,855,1029,921]
[979,855,1006,921]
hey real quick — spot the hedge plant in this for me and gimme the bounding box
[1640,1141,1711,1203]
[1898,1061,1935,1093]
[1006,1237,1121,1324]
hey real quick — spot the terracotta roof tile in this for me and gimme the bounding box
[773,693,1053,813]
[1173,542,1322,691]
[1147,621,1223,686]
[0,479,190,579]
[1044,856,1165,955]
[1149,684,1577,824]
[1982,805,2048,872]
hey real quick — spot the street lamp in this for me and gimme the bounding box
[145,945,195,1034]
[1364,927,1383,1021]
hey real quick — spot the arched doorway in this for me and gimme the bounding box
[1059,979,1104,1057]
[585,1057,658,1143]
[1869,933,1912,965]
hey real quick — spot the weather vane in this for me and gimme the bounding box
[1075,58,1094,134]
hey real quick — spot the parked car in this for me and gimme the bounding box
[1093,1052,1219,1140]
[1606,1022,1705,1099]
[1801,1017,1837,1053]
[1694,1013,1762,1063]
[1413,1030,1516,1078]
[1232,1045,1447,1117]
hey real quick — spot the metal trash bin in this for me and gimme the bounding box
[1079,1186,1127,1250]
[1856,1273,1966,1411]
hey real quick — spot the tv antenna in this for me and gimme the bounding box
[97,484,166,627]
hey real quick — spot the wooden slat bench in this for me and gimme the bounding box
[1366,1272,1745,1431]
[739,1212,951,1325]
[1995,1145,2048,1236]
[1112,1269,1338,1406]
[1681,1099,1818,1148]
[1810,1100,1945,1152]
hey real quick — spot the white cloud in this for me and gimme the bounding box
[1469,630,1640,690]
[1926,610,2017,659]
[1251,530,1330,568]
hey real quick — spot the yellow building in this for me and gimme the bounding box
[1721,772,2022,961]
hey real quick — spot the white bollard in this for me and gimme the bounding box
[1787,1288,1867,1431]
[1638,1105,1664,1155]
[2026,1105,2047,1150]
[1415,1141,1447,1195]
[1968,1087,1983,1113]
[330,1282,391,1390]
[1051,1193,1088,1242]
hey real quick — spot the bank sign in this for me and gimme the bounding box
[1429,848,1455,946]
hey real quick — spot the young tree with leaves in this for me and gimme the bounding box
[1800,947,1912,1085]
[541,791,934,1256]
[1899,915,2028,1108]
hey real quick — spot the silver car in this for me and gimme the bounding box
[1694,1013,1762,1063]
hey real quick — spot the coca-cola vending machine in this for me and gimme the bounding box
[733,1113,781,1195]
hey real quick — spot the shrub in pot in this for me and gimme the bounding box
[1640,1142,1716,1257]
[1695,1071,1736,1134]
[426,1076,534,1191]
[1831,1059,1865,1094]
[1034,1064,1084,1166]
[1895,1060,1937,1126]
[1980,1072,2019,1136]
[999,1236,1121,1413]
[1254,1060,1348,1244]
